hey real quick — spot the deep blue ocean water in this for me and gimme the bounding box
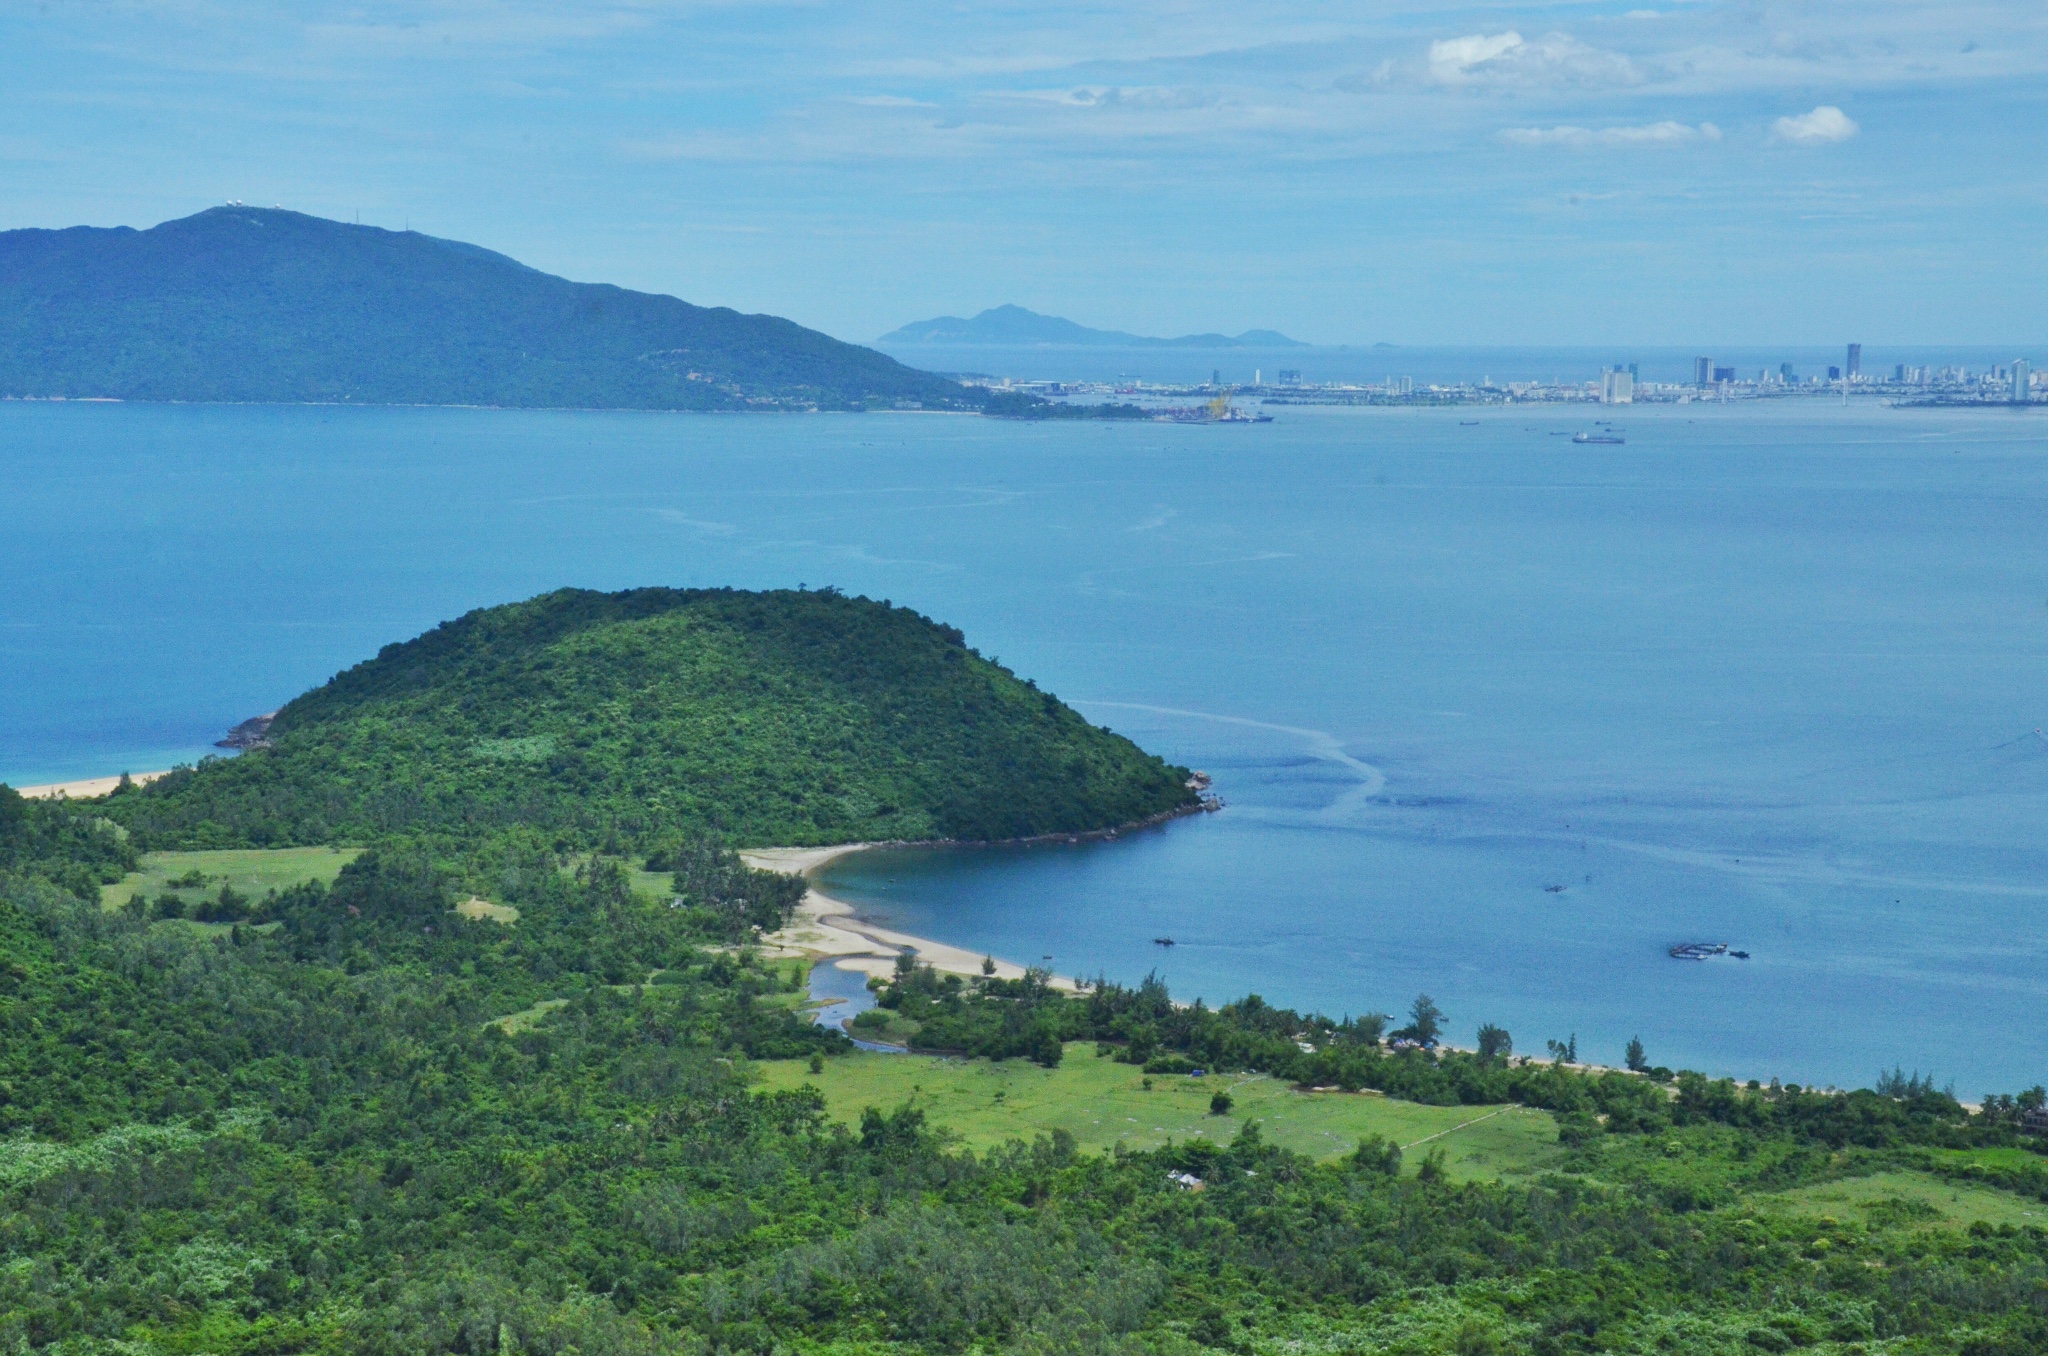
[3,397,2043,1092]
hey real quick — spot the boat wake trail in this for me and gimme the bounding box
[1080,701,1387,819]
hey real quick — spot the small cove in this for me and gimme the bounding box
[4,396,2043,1091]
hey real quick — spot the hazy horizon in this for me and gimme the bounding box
[5,3,2045,349]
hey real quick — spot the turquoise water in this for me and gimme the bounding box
[3,399,2043,1091]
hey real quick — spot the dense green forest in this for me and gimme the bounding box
[9,581,2048,1354]
[0,208,978,412]
[107,588,1199,851]
[4,788,2048,1354]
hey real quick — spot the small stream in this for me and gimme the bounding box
[804,959,905,1052]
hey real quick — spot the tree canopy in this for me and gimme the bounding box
[107,587,1200,852]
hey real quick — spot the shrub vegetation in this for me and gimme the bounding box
[4,594,2048,1354]
[107,587,1198,851]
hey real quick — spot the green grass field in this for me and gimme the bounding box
[755,1044,1563,1181]
[1751,1170,2048,1231]
[100,846,361,912]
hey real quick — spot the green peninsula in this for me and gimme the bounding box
[3,589,2048,1356]
[109,587,1198,850]
[0,208,976,411]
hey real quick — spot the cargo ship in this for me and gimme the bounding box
[1168,392,1272,424]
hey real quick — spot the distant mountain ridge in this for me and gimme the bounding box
[0,207,976,411]
[879,304,1304,349]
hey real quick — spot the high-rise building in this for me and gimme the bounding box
[1713,366,1735,384]
[1846,343,1862,380]
[1780,362,1796,383]
[1893,364,1906,382]
[1277,369,1302,386]
[2014,360,2031,403]
[1694,356,1712,387]
[1601,367,1634,404]
[1827,366,1841,381]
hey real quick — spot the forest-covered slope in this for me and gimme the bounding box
[109,587,1199,850]
[3,808,2048,1354]
[0,207,976,411]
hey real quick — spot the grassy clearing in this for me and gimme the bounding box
[1752,1170,2048,1230]
[755,1044,1562,1181]
[630,868,673,899]
[492,998,570,1033]
[101,847,361,912]
[456,897,520,925]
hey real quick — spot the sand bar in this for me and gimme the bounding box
[16,770,170,800]
[743,844,1077,990]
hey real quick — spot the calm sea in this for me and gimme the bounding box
[3,397,2043,1092]
[870,342,2034,389]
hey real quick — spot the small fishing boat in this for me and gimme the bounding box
[1152,937,1177,947]
[1669,942,1728,960]
[1573,431,1626,444]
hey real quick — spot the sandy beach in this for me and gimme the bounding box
[743,844,1078,991]
[4,776,1049,999]
[16,770,170,799]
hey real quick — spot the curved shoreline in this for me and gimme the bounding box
[739,800,1214,989]
[16,770,171,799]
[12,766,1183,998]
[742,843,1081,990]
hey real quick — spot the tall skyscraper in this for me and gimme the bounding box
[1601,367,1634,404]
[2014,360,2031,403]
[1780,362,1796,383]
[1846,343,1862,380]
[1694,356,1712,387]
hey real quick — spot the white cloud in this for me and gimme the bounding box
[1430,31,1525,80]
[1500,120,1721,147]
[1428,30,1640,87]
[1771,104,1859,143]
[993,85,1218,111]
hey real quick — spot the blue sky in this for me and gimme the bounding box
[4,1,2043,345]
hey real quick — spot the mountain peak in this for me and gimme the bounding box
[0,208,974,411]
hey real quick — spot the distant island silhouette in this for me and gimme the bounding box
[0,207,976,412]
[879,303,1306,349]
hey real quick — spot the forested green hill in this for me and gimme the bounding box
[0,207,976,411]
[2,806,2047,1354]
[109,587,1199,850]
[8,591,2048,1354]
